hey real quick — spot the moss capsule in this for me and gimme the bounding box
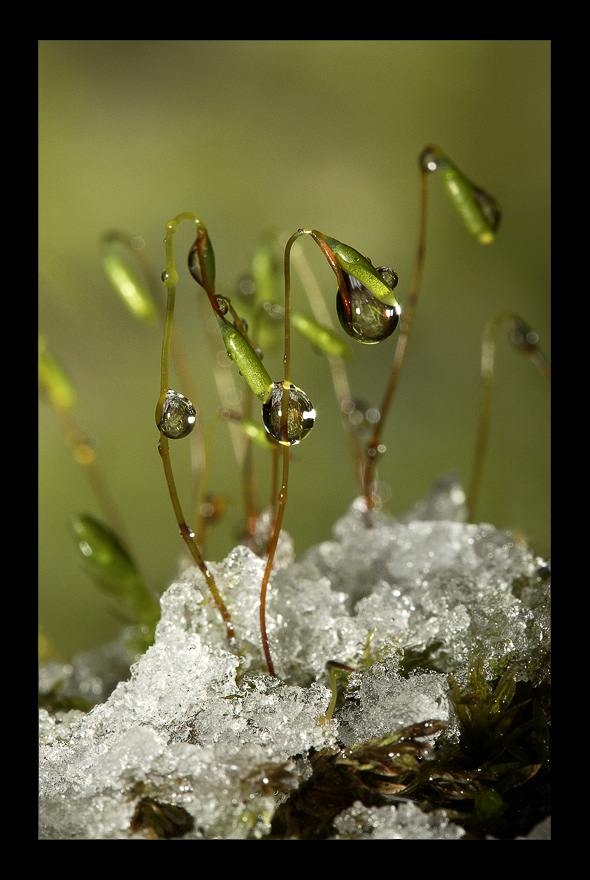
[217,318,273,401]
[420,145,501,244]
[38,333,78,411]
[187,226,216,290]
[102,251,158,324]
[291,311,352,359]
[321,235,400,308]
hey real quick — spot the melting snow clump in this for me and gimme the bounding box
[39,477,550,839]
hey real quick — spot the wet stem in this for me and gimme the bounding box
[158,216,235,643]
[259,446,290,677]
[158,433,235,642]
[363,168,428,506]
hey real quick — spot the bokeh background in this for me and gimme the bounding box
[39,40,550,657]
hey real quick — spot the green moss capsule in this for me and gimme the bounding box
[102,250,158,324]
[250,234,281,304]
[187,225,216,291]
[321,235,400,308]
[38,333,78,411]
[291,311,352,358]
[262,380,316,445]
[420,145,501,244]
[240,418,278,447]
[69,513,159,629]
[100,232,159,325]
[217,317,273,402]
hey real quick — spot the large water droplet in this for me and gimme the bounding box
[262,381,315,445]
[157,390,197,439]
[336,273,400,344]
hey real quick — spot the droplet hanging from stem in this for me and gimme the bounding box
[156,213,234,644]
[335,268,400,344]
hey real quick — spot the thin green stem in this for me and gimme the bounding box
[158,434,234,641]
[40,333,133,551]
[157,214,234,643]
[258,232,301,675]
[102,230,208,532]
[323,667,339,725]
[259,230,316,675]
[54,405,133,551]
[259,446,289,677]
[290,244,360,490]
[363,167,429,507]
[283,233,305,384]
[466,311,551,522]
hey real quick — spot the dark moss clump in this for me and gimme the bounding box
[130,796,194,839]
[268,720,446,839]
[267,658,550,839]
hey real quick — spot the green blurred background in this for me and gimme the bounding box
[39,40,550,658]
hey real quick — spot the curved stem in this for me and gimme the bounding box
[157,214,234,643]
[259,227,357,674]
[290,244,360,490]
[259,446,289,676]
[101,230,208,532]
[466,311,551,522]
[363,167,429,507]
[51,403,133,551]
[258,232,301,675]
[259,230,313,675]
[158,435,235,641]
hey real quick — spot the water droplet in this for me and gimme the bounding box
[376,266,399,291]
[157,390,197,439]
[419,146,441,173]
[472,184,501,236]
[336,272,400,344]
[509,318,540,355]
[262,381,316,445]
[161,266,179,287]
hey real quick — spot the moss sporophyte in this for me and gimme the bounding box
[40,147,549,838]
[40,146,550,675]
[149,155,547,677]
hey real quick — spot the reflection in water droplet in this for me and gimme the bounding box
[336,273,400,344]
[262,381,315,445]
[157,390,197,439]
[419,146,441,173]
[161,266,179,287]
